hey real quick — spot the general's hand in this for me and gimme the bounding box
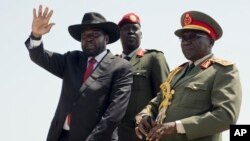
[146,122,177,141]
[32,5,55,38]
[135,116,156,140]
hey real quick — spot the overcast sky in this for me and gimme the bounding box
[1,0,249,141]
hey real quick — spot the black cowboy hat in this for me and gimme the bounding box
[68,12,120,44]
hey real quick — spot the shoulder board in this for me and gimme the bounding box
[145,49,163,53]
[210,57,234,66]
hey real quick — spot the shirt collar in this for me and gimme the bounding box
[121,48,140,58]
[88,49,108,63]
[190,53,213,66]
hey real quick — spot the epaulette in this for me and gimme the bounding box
[145,49,164,54]
[210,57,234,66]
[135,48,163,57]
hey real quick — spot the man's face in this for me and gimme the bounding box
[81,28,108,57]
[120,24,142,54]
[180,30,213,62]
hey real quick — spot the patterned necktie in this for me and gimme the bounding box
[83,57,96,82]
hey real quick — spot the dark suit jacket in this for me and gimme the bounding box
[139,56,242,141]
[118,49,170,141]
[25,38,133,141]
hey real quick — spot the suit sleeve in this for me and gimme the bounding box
[86,61,133,141]
[25,38,65,78]
[181,64,242,140]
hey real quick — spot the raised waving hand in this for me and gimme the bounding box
[32,5,55,38]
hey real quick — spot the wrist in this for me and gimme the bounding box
[135,114,149,125]
[175,120,186,134]
[30,32,42,40]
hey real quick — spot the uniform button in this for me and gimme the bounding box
[192,86,197,90]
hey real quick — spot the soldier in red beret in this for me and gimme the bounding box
[117,13,170,141]
[135,11,242,141]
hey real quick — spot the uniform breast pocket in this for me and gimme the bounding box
[179,82,211,109]
[132,69,148,90]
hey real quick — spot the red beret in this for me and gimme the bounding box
[118,12,140,27]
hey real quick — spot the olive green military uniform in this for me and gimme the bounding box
[139,56,242,141]
[118,48,170,141]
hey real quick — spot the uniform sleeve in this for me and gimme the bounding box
[136,91,163,122]
[136,52,170,122]
[151,52,170,95]
[181,64,242,140]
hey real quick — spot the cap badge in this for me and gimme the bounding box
[184,13,192,25]
[129,14,137,22]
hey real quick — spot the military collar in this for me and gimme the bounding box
[192,53,213,66]
[179,53,213,69]
[121,48,145,58]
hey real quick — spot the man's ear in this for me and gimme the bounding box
[210,39,215,46]
[105,35,109,44]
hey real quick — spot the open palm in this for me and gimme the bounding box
[32,5,55,37]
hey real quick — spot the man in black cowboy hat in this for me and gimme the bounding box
[25,5,133,141]
[135,11,242,141]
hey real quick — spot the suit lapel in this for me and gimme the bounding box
[74,53,88,98]
[79,51,114,93]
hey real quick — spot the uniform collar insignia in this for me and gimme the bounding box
[136,48,145,57]
[200,59,212,69]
